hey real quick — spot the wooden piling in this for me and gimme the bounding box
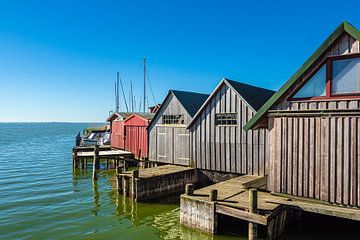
[123,177,129,196]
[132,170,139,200]
[185,183,194,196]
[209,189,218,201]
[249,188,258,240]
[92,145,99,181]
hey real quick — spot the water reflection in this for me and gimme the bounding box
[92,181,100,216]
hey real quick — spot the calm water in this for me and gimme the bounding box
[0,123,359,240]
[0,123,239,240]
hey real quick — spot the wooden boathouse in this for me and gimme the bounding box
[188,78,275,175]
[123,112,154,159]
[244,21,360,208]
[107,112,132,150]
[148,90,209,166]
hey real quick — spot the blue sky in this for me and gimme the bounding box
[1,0,360,122]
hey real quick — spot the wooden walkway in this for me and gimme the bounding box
[119,165,194,178]
[76,149,133,158]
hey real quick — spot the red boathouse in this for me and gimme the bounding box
[107,112,132,150]
[123,113,154,159]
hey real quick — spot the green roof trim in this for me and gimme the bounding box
[243,21,360,131]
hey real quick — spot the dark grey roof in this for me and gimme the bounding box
[170,90,210,117]
[225,78,275,111]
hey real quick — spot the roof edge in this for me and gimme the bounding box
[244,21,360,131]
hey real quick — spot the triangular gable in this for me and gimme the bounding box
[170,90,209,117]
[187,78,275,128]
[148,89,209,129]
[244,21,360,131]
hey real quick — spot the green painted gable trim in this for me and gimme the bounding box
[243,21,360,131]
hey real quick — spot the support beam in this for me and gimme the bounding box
[92,145,99,181]
[249,189,258,240]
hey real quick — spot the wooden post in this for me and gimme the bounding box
[92,145,99,181]
[72,148,75,170]
[185,183,194,196]
[123,177,129,196]
[106,159,109,169]
[116,166,123,194]
[209,189,218,201]
[85,158,88,170]
[132,170,139,200]
[249,189,258,240]
[137,149,141,160]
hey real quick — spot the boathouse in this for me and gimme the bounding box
[124,113,154,159]
[148,90,209,166]
[188,78,275,175]
[244,21,360,207]
[107,112,132,149]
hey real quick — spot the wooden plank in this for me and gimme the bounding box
[320,117,329,202]
[216,204,268,225]
[293,118,299,196]
[302,118,310,197]
[350,117,357,206]
[330,117,337,203]
[287,118,293,194]
[298,118,303,197]
[265,198,360,221]
[315,117,321,200]
[336,117,343,205]
[343,117,350,205]
[307,118,316,198]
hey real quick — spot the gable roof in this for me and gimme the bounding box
[170,90,210,117]
[148,89,209,129]
[188,78,275,128]
[243,21,360,131]
[125,112,155,122]
[226,79,275,111]
[106,112,132,122]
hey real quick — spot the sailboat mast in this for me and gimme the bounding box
[143,57,146,113]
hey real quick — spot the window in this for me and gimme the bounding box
[291,54,360,100]
[293,65,326,98]
[162,115,184,124]
[215,113,237,126]
[332,58,360,95]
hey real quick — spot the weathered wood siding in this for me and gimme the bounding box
[269,116,360,207]
[190,84,269,175]
[268,32,360,206]
[148,94,192,165]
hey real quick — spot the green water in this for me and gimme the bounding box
[0,123,359,239]
[0,123,240,240]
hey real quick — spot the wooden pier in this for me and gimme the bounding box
[180,174,360,239]
[180,175,291,240]
[72,145,134,180]
[117,165,197,201]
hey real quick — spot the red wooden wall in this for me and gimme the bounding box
[110,120,126,149]
[124,114,150,159]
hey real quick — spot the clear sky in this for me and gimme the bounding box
[1,0,360,122]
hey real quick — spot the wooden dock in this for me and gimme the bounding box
[117,165,197,201]
[180,175,290,240]
[72,145,134,181]
[180,175,360,239]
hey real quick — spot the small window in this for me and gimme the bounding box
[215,113,237,126]
[332,58,360,95]
[162,115,184,125]
[293,65,326,98]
